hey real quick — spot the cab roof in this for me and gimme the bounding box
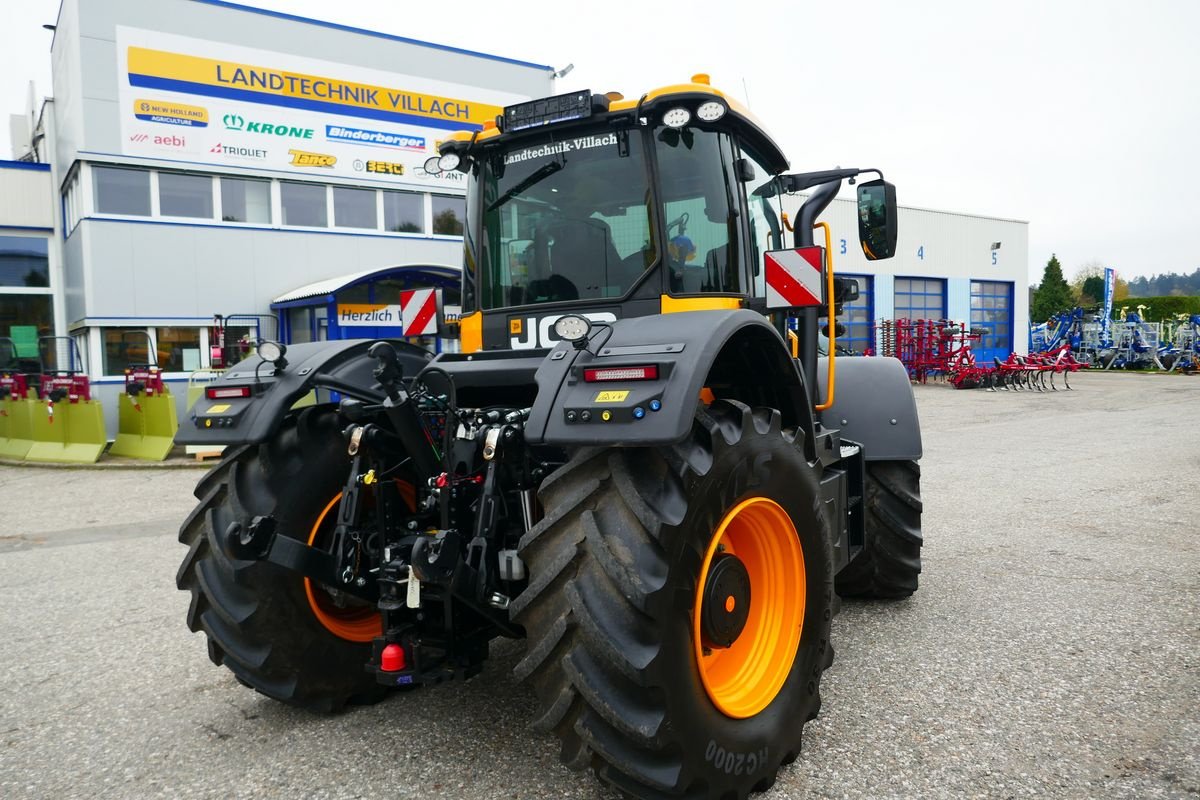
[441,75,790,175]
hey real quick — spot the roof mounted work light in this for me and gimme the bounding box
[662,107,691,128]
[696,100,727,122]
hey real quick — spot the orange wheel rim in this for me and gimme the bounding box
[304,480,416,643]
[693,497,805,718]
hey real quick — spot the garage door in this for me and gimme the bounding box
[894,277,946,321]
[970,280,1014,363]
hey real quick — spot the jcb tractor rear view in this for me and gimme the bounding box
[176,74,923,800]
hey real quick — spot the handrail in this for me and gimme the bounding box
[813,222,836,411]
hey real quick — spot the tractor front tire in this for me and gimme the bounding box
[176,407,386,712]
[835,460,923,599]
[511,400,834,799]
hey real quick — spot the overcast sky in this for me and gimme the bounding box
[2,0,1197,285]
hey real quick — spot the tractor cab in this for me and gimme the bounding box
[429,77,799,352]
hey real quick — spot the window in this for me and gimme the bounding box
[431,194,465,235]
[970,280,1014,362]
[155,327,202,372]
[93,166,151,216]
[0,236,49,288]
[656,128,741,294]
[102,328,153,375]
[384,191,423,233]
[159,172,214,218]
[477,127,652,308]
[280,182,328,227]
[288,307,314,343]
[835,275,875,354]
[0,295,52,367]
[220,177,271,223]
[741,149,782,297]
[333,187,377,229]
[63,171,82,234]
[894,278,946,320]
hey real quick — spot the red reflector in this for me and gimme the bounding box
[583,365,659,382]
[206,386,252,400]
[381,643,406,672]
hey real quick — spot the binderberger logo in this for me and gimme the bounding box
[289,149,337,168]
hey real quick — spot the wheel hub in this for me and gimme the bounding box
[700,553,751,649]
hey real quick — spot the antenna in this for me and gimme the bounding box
[741,77,750,106]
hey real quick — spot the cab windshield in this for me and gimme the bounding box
[476,128,655,309]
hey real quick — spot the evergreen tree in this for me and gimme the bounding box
[1079,275,1105,306]
[1031,254,1074,322]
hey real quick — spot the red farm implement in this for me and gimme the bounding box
[879,319,1085,391]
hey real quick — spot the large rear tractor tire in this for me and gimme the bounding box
[511,400,834,799]
[835,460,923,599]
[176,407,387,712]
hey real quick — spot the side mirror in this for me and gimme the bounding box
[833,277,860,304]
[856,179,897,260]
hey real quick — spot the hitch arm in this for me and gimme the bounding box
[221,516,379,603]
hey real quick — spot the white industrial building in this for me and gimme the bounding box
[1,0,1028,436]
[782,195,1029,364]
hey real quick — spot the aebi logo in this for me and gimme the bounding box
[151,134,186,148]
[509,312,617,350]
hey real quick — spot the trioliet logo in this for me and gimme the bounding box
[289,149,337,168]
[223,114,314,139]
[210,143,268,159]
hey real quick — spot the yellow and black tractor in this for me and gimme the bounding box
[176,75,923,799]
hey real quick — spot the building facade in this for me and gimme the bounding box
[23,0,553,426]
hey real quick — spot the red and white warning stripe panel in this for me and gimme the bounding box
[400,289,438,336]
[765,246,825,309]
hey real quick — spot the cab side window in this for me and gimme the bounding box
[740,149,782,297]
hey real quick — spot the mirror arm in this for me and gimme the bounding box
[778,167,883,194]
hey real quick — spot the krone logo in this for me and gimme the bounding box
[289,149,337,168]
[223,114,245,131]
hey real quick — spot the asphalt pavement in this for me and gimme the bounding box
[0,371,1197,799]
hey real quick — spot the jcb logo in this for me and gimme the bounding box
[509,312,617,350]
[289,149,337,168]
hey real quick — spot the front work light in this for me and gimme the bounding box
[696,101,727,122]
[662,107,691,128]
[437,152,461,172]
[259,340,289,374]
[553,314,592,345]
[423,156,442,175]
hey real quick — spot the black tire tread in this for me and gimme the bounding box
[176,408,386,712]
[836,459,923,599]
[512,400,829,799]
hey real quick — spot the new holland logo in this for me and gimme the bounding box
[289,149,337,168]
[223,113,314,139]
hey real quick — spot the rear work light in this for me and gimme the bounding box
[583,365,659,382]
[206,385,252,400]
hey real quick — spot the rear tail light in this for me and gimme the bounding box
[583,365,659,382]
[206,385,252,399]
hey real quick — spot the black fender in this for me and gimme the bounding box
[176,339,432,446]
[524,309,817,454]
[816,356,922,461]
